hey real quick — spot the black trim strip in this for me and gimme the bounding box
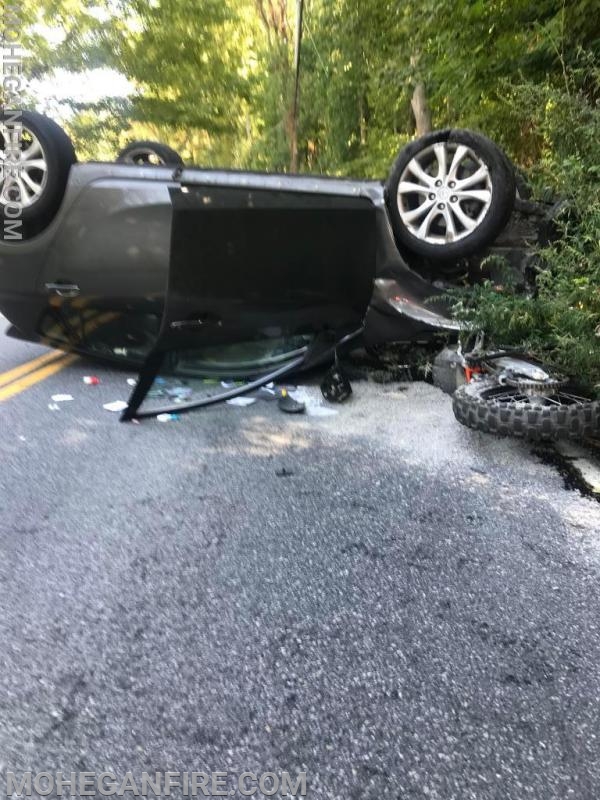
[120,352,307,421]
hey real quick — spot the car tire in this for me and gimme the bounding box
[0,109,76,224]
[385,129,516,261]
[452,377,600,442]
[116,141,184,166]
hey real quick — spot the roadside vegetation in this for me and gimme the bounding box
[450,60,600,391]
[22,0,600,388]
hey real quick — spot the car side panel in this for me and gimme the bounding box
[0,164,175,353]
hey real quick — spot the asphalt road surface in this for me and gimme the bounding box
[1,318,600,799]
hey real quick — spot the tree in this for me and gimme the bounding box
[23,0,600,170]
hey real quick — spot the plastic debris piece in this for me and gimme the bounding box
[276,467,294,477]
[103,400,128,412]
[278,388,306,414]
[320,365,352,403]
[48,403,60,411]
[83,376,100,385]
[253,386,277,401]
[226,397,257,407]
[157,413,180,422]
[51,394,73,402]
[166,386,193,401]
[286,387,340,417]
[127,378,137,387]
[221,380,244,389]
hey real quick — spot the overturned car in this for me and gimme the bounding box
[7,108,596,438]
[0,110,522,416]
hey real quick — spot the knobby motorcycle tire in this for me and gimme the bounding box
[453,378,600,442]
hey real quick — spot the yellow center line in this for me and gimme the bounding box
[0,353,79,403]
[0,311,120,402]
[0,350,69,389]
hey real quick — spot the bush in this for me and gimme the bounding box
[450,58,600,393]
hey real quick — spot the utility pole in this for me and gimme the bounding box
[290,0,304,172]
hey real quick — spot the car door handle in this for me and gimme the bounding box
[45,282,81,298]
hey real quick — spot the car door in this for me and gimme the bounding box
[155,176,377,374]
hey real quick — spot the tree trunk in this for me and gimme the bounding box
[359,94,367,146]
[411,81,432,136]
[290,0,304,172]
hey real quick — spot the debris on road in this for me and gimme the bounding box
[221,380,244,389]
[321,365,352,403]
[285,387,339,417]
[103,400,128,413]
[47,403,61,411]
[83,376,100,386]
[226,397,257,407]
[157,413,180,422]
[166,386,193,402]
[278,389,306,414]
[275,467,295,477]
[252,386,277,401]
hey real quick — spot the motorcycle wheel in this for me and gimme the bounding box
[453,377,600,441]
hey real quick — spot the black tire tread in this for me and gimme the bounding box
[116,141,184,166]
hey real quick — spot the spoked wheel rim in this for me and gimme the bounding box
[0,122,48,209]
[481,385,591,408]
[121,147,168,166]
[397,142,493,245]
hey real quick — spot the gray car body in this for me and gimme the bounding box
[0,162,458,371]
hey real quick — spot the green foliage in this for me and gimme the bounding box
[23,0,118,76]
[450,59,600,391]
[63,98,132,160]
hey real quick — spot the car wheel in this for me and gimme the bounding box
[452,377,600,441]
[0,109,76,224]
[385,129,516,261]
[116,141,184,166]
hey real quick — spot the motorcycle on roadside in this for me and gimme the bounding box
[441,335,600,442]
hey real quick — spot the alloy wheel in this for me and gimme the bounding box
[0,122,48,209]
[397,142,493,245]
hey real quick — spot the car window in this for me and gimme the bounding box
[170,334,312,378]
